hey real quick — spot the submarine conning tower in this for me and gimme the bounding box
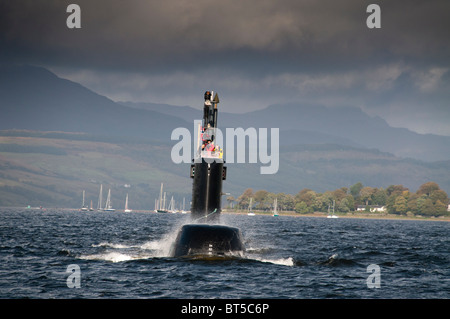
[170,91,244,258]
[189,91,226,223]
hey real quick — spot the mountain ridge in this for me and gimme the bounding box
[1,64,450,206]
[122,100,450,162]
[2,64,449,162]
[1,131,449,208]
[0,64,190,142]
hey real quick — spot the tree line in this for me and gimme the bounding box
[226,182,449,217]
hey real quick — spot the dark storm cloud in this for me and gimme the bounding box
[3,0,448,70]
[1,0,449,134]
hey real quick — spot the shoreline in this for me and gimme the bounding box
[222,209,450,222]
[2,206,449,222]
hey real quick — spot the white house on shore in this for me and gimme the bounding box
[356,205,386,212]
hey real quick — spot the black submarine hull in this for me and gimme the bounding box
[170,224,245,258]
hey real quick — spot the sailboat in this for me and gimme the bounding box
[327,200,338,218]
[104,189,115,212]
[247,198,255,216]
[89,200,94,211]
[124,193,132,213]
[156,183,168,213]
[97,184,103,212]
[80,190,88,211]
[168,196,177,213]
[272,198,279,216]
[181,197,187,214]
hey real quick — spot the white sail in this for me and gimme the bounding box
[124,193,132,212]
[104,189,115,212]
[156,183,168,213]
[168,196,175,213]
[163,192,166,210]
[327,200,338,218]
[273,198,278,216]
[247,198,255,216]
[159,183,163,210]
[181,197,187,214]
[97,184,103,211]
[81,190,88,211]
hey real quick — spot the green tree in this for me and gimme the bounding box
[294,201,309,214]
[415,195,427,215]
[386,184,408,196]
[344,194,355,211]
[350,182,363,202]
[295,189,316,208]
[360,186,376,205]
[337,197,350,213]
[226,196,235,209]
[254,190,270,210]
[333,188,348,202]
[417,182,440,196]
[237,188,253,209]
[277,193,294,211]
[434,200,448,216]
[372,188,387,206]
[393,195,407,214]
[421,198,435,216]
[314,192,333,212]
[407,193,419,214]
[430,189,448,205]
[414,182,449,217]
[284,194,295,211]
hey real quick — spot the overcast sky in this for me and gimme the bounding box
[1,0,449,135]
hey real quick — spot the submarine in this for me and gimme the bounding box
[170,91,245,258]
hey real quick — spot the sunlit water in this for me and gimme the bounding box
[0,208,448,298]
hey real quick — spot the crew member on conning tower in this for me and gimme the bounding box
[170,91,244,258]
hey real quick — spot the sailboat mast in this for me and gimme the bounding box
[159,183,163,210]
[163,192,166,210]
[105,189,111,210]
[97,184,103,210]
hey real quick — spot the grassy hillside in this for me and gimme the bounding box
[226,144,450,195]
[0,133,191,209]
[1,131,449,208]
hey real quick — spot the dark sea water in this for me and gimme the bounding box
[0,208,448,300]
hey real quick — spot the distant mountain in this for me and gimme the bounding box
[0,64,189,142]
[2,65,449,162]
[119,101,201,120]
[1,132,449,208]
[1,64,450,207]
[123,101,450,162]
[227,144,450,196]
[242,103,450,162]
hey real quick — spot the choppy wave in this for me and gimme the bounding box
[92,242,134,249]
[251,256,295,266]
[80,246,295,268]
[1,209,448,298]
[80,252,143,263]
[80,238,297,267]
